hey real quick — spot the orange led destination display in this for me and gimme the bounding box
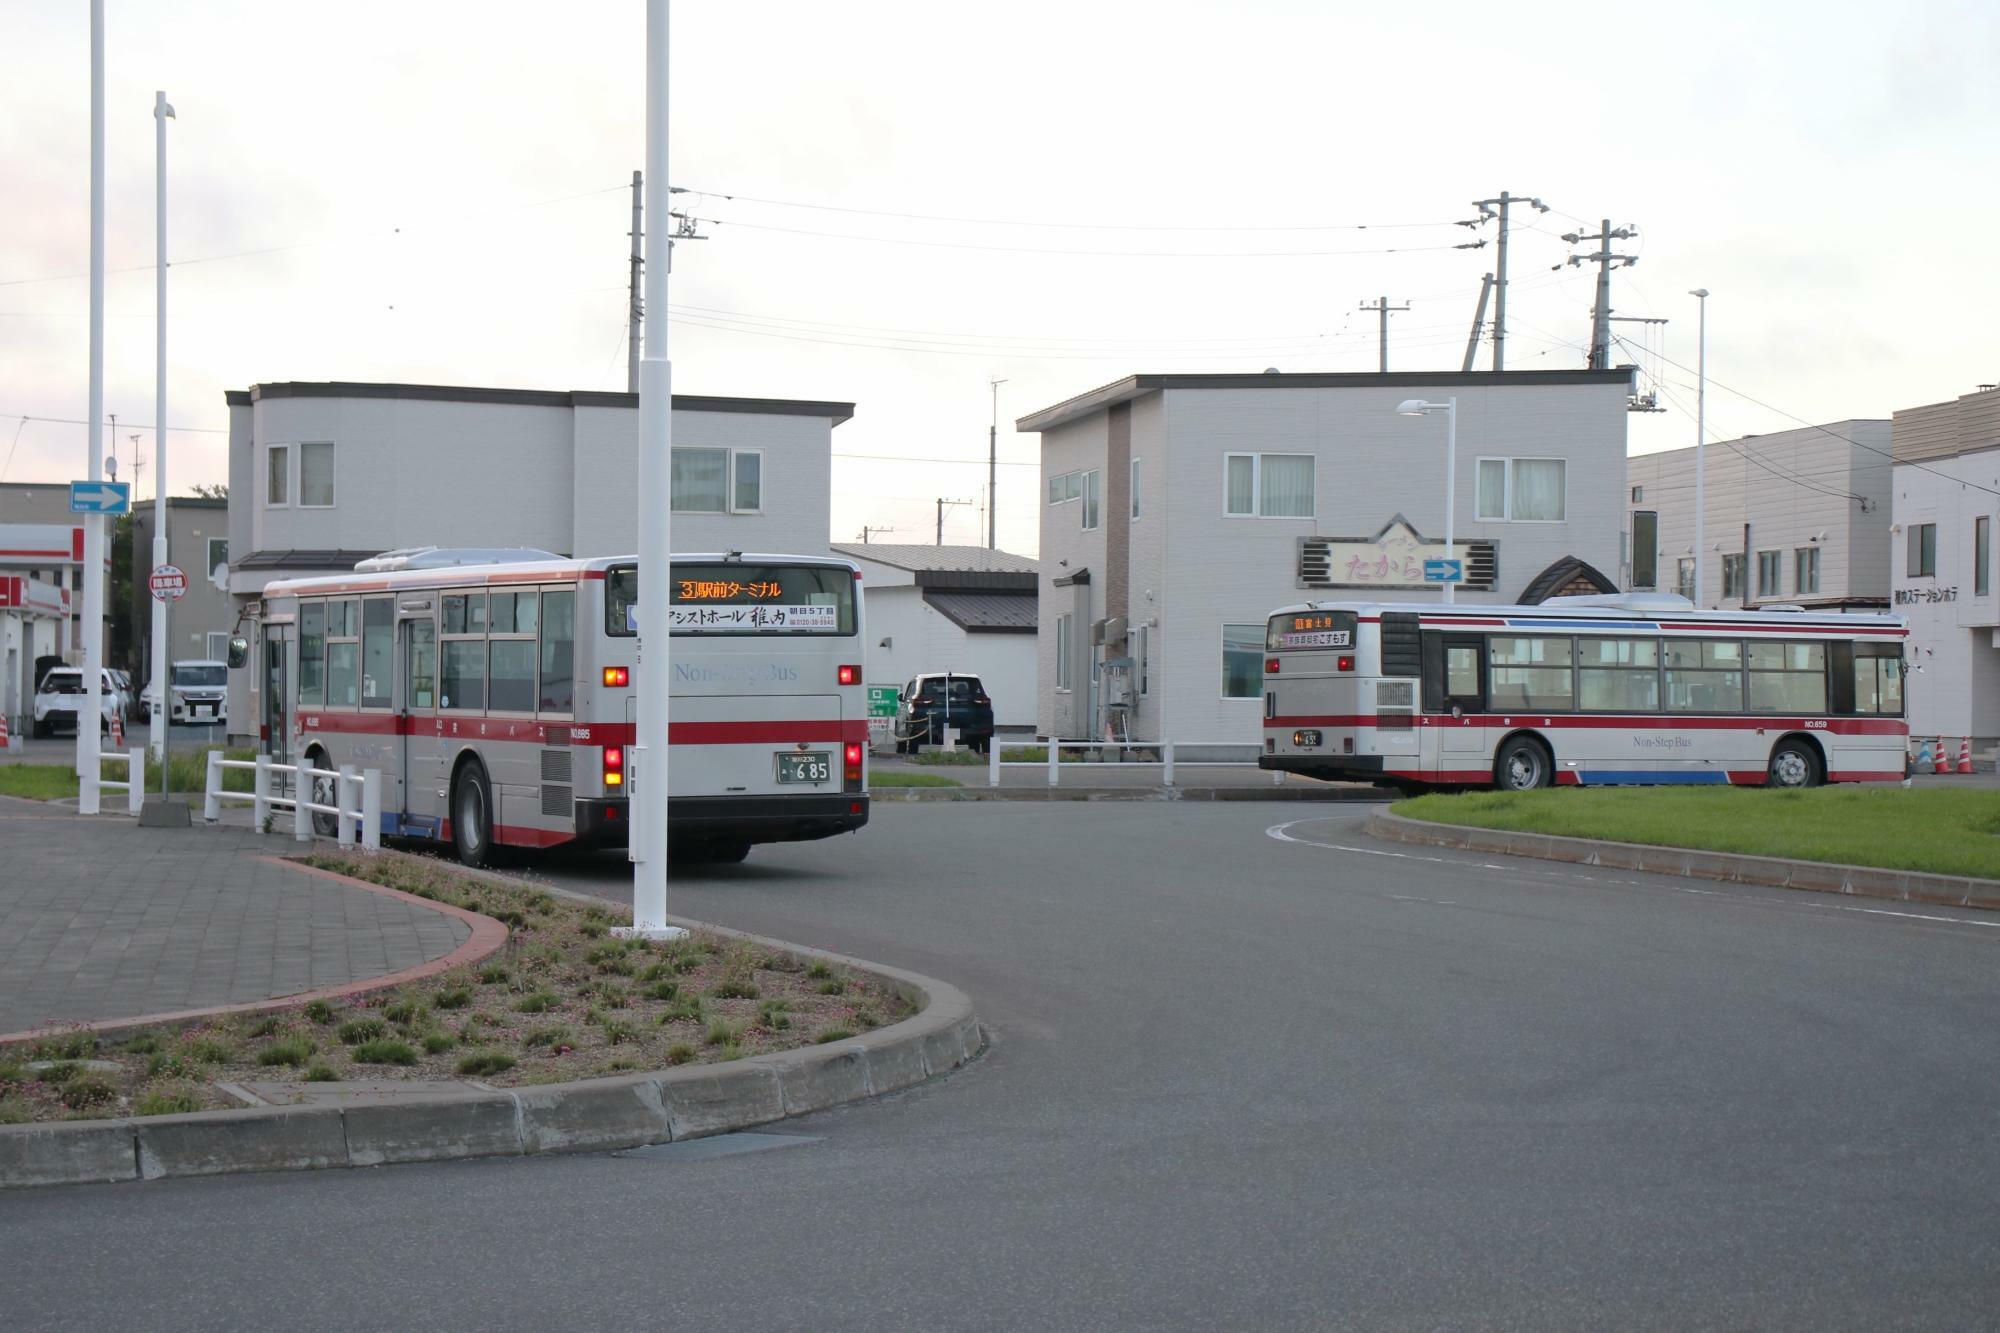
[1289,614,1344,632]
[676,580,785,602]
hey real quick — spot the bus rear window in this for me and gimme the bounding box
[605,564,856,636]
[1267,610,1357,651]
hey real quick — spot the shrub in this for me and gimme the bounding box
[600,1019,638,1046]
[350,1039,419,1066]
[643,980,679,1002]
[805,961,834,980]
[36,1061,81,1085]
[605,1058,639,1072]
[816,979,846,996]
[598,983,632,1010]
[513,991,559,1014]
[492,909,527,929]
[134,1084,202,1116]
[118,1033,161,1055]
[456,1050,516,1077]
[255,1038,316,1068]
[756,1001,791,1032]
[246,1016,283,1040]
[302,999,335,1025]
[338,1017,387,1046]
[421,1031,457,1055]
[146,1051,194,1079]
[523,1026,569,1049]
[0,1098,31,1125]
[709,975,759,1001]
[180,1035,234,1065]
[382,1000,424,1026]
[526,892,555,915]
[302,1064,339,1082]
[60,1075,117,1112]
[0,1059,26,1084]
[639,961,677,984]
[433,986,473,1010]
[703,1020,741,1048]
[663,1043,697,1066]
[31,1030,95,1061]
[577,921,608,939]
[815,1028,855,1045]
[478,965,511,986]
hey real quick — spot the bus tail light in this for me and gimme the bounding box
[838,664,860,686]
[602,666,630,687]
[603,745,624,788]
[844,741,864,788]
[1265,658,1281,675]
[1337,655,1355,672]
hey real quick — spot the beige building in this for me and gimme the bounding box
[130,496,235,702]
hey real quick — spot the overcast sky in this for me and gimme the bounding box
[3,0,1995,555]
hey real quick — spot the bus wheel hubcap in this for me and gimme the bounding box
[1509,754,1537,787]
[1775,753,1806,785]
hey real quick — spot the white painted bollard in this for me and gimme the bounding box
[361,768,381,852]
[127,748,144,814]
[203,749,222,822]
[988,741,1001,788]
[1047,740,1059,788]
[1164,740,1175,788]
[252,753,270,828]
[336,764,357,846]
[293,766,312,842]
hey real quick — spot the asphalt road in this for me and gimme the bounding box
[6,802,2000,1330]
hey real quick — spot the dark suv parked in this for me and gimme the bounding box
[895,673,994,754]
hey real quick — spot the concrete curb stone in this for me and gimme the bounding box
[1367,807,2000,911]
[0,926,984,1190]
[870,785,1389,804]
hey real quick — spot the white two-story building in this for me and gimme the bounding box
[221,380,853,735]
[1019,369,1635,745]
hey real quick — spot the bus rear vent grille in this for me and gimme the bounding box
[541,784,573,817]
[540,749,573,783]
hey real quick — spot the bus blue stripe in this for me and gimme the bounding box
[1504,619,1660,630]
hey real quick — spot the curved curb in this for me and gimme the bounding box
[872,785,1388,803]
[0,931,982,1190]
[0,857,512,1047]
[1367,807,2000,911]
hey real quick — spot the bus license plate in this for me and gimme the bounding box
[778,752,831,784]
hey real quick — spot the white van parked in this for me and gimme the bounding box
[168,660,230,725]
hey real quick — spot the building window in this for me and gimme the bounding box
[206,537,228,585]
[1631,511,1658,589]
[205,630,229,662]
[1476,458,1567,521]
[299,441,335,507]
[266,445,290,507]
[732,451,763,513]
[1221,623,1265,698]
[1757,550,1782,598]
[1721,553,1746,600]
[1908,522,1937,577]
[1677,558,1696,601]
[1224,453,1314,518]
[1081,470,1099,530]
[1135,624,1148,695]
[1631,485,1643,503]
[1055,614,1072,692]
[671,447,728,513]
[1048,471,1082,506]
[1796,546,1821,596]
[1130,459,1141,520]
[1978,517,1991,597]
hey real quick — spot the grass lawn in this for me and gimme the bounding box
[871,772,962,788]
[1398,786,2000,881]
[0,747,255,802]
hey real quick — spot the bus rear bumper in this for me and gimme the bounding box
[576,794,871,848]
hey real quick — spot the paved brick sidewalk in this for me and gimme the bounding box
[0,797,472,1036]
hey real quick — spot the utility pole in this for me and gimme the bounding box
[1358,297,1409,372]
[987,377,1007,549]
[78,0,106,805]
[935,497,973,546]
[1464,192,1548,371]
[626,169,642,394]
[858,525,897,544]
[1564,220,1638,370]
[1460,274,1494,373]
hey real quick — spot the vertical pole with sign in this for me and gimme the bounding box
[78,0,106,813]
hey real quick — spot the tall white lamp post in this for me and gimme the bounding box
[78,0,107,809]
[618,0,686,941]
[1395,398,1460,604]
[150,91,175,770]
[1689,288,1709,606]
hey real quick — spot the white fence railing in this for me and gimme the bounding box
[987,739,1276,788]
[89,747,147,815]
[203,751,380,851]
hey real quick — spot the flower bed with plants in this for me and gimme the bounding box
[0,850,910,1126]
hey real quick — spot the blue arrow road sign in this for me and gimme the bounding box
[69,481,131,514]
[1423,558,1463,583]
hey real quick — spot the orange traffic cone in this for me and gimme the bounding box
[110,712,123,750]
[0,713,9,748]
[1959,737,1974,774]
[1934,737,1949,774]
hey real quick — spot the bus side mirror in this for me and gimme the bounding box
[226,636,250,670]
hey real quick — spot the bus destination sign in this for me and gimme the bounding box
[677,580,785,601]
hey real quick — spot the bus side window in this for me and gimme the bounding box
[539,589,575,715]
[299,602,326,707]
[409,620,436,710]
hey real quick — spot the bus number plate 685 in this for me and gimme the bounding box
[778,752,832,783]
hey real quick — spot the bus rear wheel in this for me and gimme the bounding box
[452,762,496,867]
[1767,738,1824,789]
[307,749,338,838]
[1494,735,1553,791]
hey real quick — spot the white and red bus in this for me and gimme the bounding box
[252,549,869,864]
[1258,593,1907,790]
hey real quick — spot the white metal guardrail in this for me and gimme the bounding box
[203,751,380,850]
[90,747,147,815]
[987,739,1277,788]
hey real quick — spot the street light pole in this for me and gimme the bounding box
[1690,288,1709,606]
[1395,398,1460,605]
[78,0,106,810]
[151,91,174,777]
[987,377,1007,550]
[622,0,685,940]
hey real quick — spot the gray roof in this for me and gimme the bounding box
[922,590,1036,634]
[1017,368,1637,434]
[832,543,1040,575]
[227,381,853,426]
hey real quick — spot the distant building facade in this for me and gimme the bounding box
[829,543,1039,730]
[1019,369,1634,745]
[1623,421,1891,611]
[1889,385,2000,760]
[221,380,853,737]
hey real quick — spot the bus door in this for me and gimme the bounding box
[1437,634,1488,775]
[262,622,291,767]
[399,611,444,836]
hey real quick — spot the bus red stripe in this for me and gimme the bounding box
[298,712,868,746]
[1266,713,1906,735]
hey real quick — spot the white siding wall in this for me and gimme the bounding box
[860,585,1036,729]
[1036,415,1110,737]
[1893,445,2000,741]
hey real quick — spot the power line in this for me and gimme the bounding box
[1645,376,1867,505]
[0,412,227,435]
[690,216,1474,260]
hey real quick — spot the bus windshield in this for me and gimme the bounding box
[605,563,856,637]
